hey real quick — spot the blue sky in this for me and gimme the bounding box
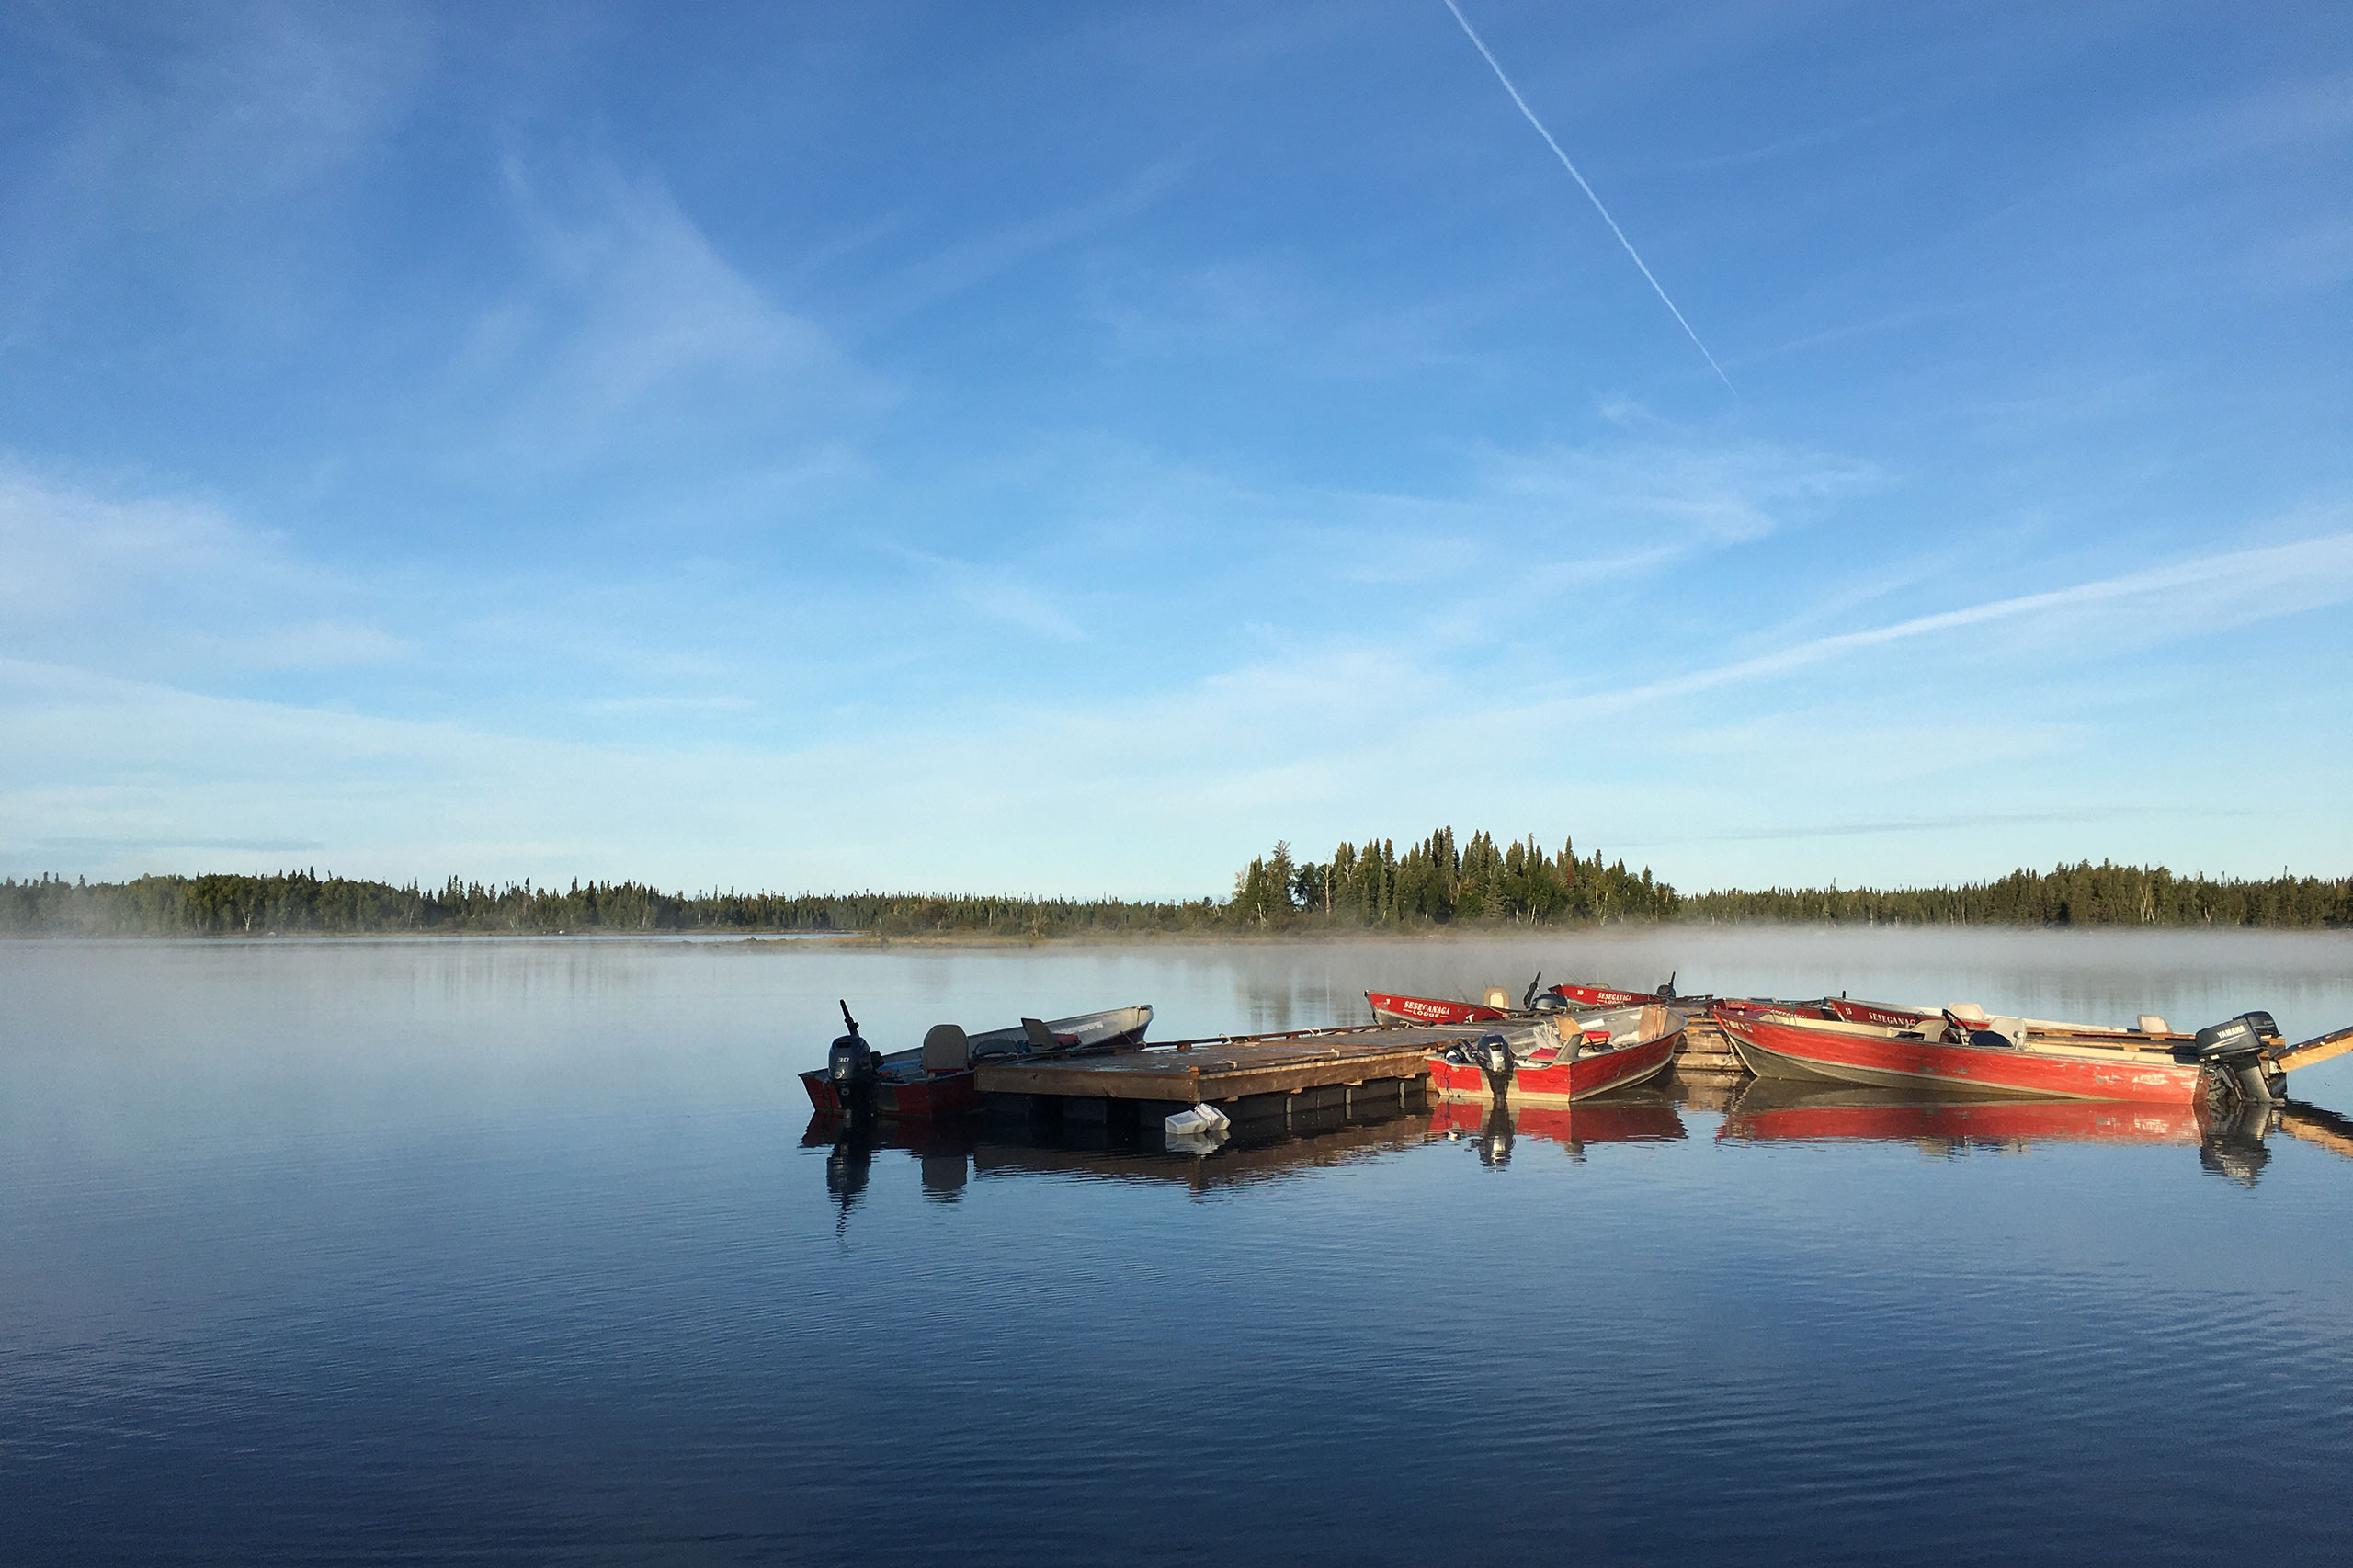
[3,0,2347,897]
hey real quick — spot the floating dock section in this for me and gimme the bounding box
[973,1023,1481,1136]
[1669,1012,1744,1074]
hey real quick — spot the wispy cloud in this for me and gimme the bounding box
[455,157,887,468]
[1656,111,1901,176]
[861,157,1191,327]
[872,542,1089,642]
[2,3,432,343]
[0,466,411,675]
[1547,530,2353,716]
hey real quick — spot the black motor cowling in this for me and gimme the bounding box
[828,1032,873,1085]
[2188,1017,2262,1061]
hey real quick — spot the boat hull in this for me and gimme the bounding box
[1824,996,1942,1028]
[1548,982,1658,1008]
[801,1068,981,1117]
[1366,991,1506,1026]
[1718,1009,2210,1105]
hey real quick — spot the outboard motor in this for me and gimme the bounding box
[1479,1032,1515,1099]
[1656,971,1678,999]
[1521,972,1544,1010]
[1531,992,1570,1015]
[827,999,878,1108]
[2188,1015,2272,1107]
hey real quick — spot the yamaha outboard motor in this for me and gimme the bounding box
[2188,1015,2272,1107]
[827,999,878,1108]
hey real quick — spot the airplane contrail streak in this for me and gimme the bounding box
[1441,0,1736,394]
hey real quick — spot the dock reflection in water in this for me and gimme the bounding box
[804,1096,1437,1202]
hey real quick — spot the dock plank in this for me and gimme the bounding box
[2275,1023,2353,1075]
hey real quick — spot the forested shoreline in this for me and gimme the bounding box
[2,835,2347,937]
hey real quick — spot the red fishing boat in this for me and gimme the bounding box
[1548,980,1669,1008]
[1370,975,1798,1028]
[801,1003,1154,1117]
[1424,1004,1686,1105]
[1367,975,1683,1027]
[1365,991,1506,1026]
[1711,1005,2268,1106]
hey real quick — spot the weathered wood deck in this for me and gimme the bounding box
[2275,1023,2353,1075]
[1670,1012,1744,1074]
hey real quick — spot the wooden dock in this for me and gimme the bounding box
[1669,1011,1745,1074]
[974,1022,1475,1114]
[2274,1023,2353,1075]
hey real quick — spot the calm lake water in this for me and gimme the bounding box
[5,930,2352,1566]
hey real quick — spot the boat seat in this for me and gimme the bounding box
[922,1024,970,1073]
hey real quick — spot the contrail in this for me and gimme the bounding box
[1441,0,1735,394]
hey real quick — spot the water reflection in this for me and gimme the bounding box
[807,1071,2353,1200]
[1428,1091,1687,1167]
[1714,1077,2298,1185]
[801,1096,1437,1199]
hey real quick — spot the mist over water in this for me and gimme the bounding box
[4,932,2351,1565]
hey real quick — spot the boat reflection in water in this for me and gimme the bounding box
[1427,1090,1687,1168]
[803,1094,1437,1202]
[808,1114,978,1232]
[1717,1078,2283,1185]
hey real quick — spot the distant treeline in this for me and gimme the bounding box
[0,871,1218,939]
[2,843,2347,938]
[1679,861,2353,928]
